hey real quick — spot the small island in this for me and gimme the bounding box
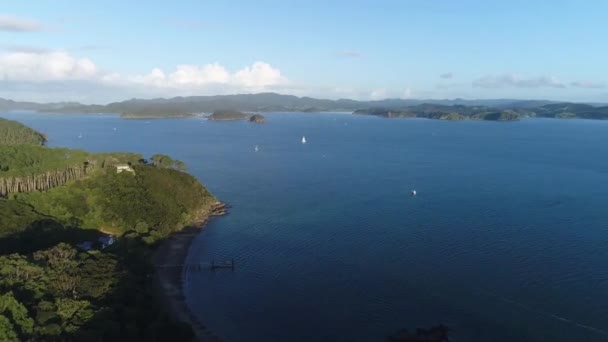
[207,110,267,123]
[207,110,249,121]
[249,114,267,123]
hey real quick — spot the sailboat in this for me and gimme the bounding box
[78,133,83,139]
[254,145,259,152]
[301,136,307,144]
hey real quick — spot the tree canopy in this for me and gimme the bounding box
[0,120,217,341]
[0,118,47,146]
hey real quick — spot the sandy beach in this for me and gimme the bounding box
[153,202,227,342]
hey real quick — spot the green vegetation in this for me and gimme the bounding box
[249,114,267,123]
[120,104,196,119]
[5,93,608,121]
[0,145,142,196]
[207,110,249,121]
[354,105,522,121]
[0,118,47,146]
[0,120,218,340]
[149,154,186,171]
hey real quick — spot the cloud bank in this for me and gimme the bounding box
[0,15,42,32]
[473,74,566,88]
[0,50,287,96]
[570,81,606,89]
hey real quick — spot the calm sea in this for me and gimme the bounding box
[3,112,608,341]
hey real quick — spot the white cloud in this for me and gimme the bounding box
[473,74,566,88]
[0,51,98,81]
[232,62,286,87]
[171,63,229,86]
[0,15,42,32]
[0,50,286,94]
[570,81,606,89]
[440,72,453,79]
[127,61,285,90]
[370,88,388,100]
[0,45,50,53]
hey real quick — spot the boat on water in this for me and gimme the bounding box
[254,145,259,152]
[411,190,417,196]
[302,136,307,144]
[78,133,83,139]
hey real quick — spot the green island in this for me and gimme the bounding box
[120,105,196,119]
[207,110,266,123]
[354,102,608,121]
[0,118,223,341]
[248,114,267,123]
[353,105,523,121]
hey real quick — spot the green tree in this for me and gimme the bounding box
[0,292,34,339]
[0,315,19,342]
[55,298,94,333]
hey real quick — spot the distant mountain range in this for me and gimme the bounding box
[1,93,607,120]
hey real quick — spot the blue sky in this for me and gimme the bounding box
[1,0,607,103]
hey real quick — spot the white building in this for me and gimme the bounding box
[116,164,135,173]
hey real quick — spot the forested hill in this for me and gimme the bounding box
[0,118,47,145]
[2,93,543,114]
[0,120,220,341]
[354,102,608,121]
[3,93,608,120]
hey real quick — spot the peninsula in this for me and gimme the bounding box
[353,104,522,121]
[0,118,221,341]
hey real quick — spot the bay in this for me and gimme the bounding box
[3,111,608,341]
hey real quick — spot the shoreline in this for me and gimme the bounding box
[153,201,227,341]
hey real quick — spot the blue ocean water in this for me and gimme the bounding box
[3,112,608,341]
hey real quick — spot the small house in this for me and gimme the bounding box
[116,164,135,173]
[98,235,116,249]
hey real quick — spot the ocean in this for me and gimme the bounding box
[3,111,608,341]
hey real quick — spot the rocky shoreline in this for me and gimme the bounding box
[153,201,227,341]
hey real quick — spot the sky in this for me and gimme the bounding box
[1,0,607,103]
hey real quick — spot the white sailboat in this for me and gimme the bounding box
[78,133,83,139]
[301,136,307,144]
[254,145,259,152]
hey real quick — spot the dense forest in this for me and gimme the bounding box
[0,119,218,341]
[0,118,47,145]
[207,110,250,121]
[0,145,144,196]
[354,105,524,121]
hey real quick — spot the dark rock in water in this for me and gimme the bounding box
[249,114,267,123]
